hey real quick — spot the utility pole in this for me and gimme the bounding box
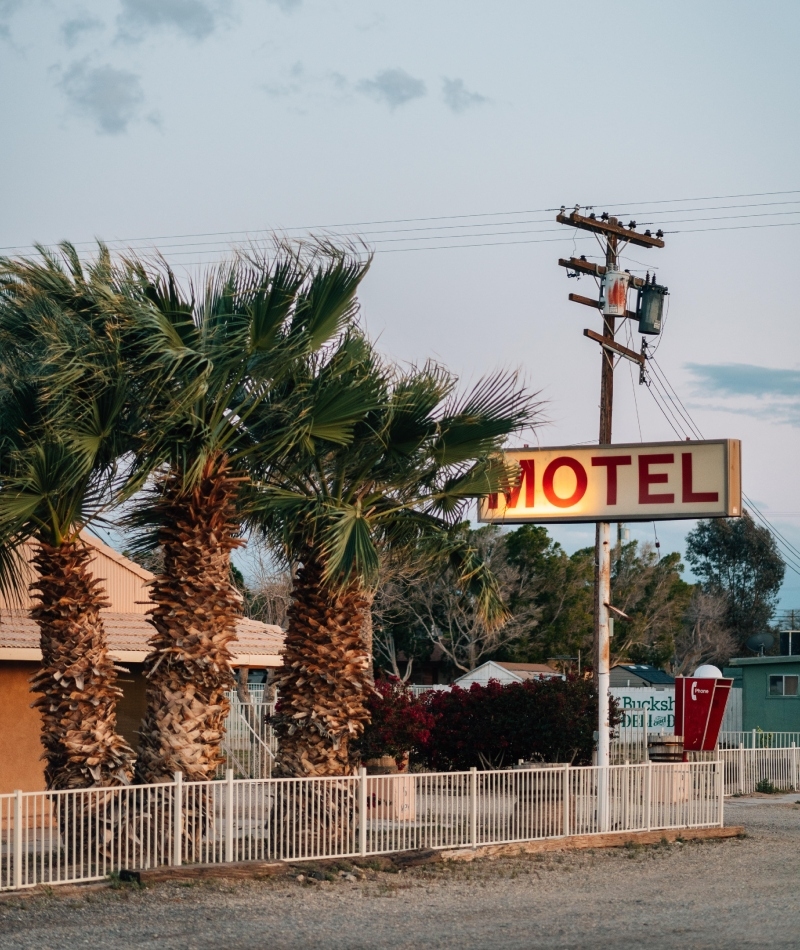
[557,209,665,773]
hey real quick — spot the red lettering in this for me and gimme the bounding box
[638,453,674,504]
[543,457,588,508]
[682,453,719,504]
[505,459,535,509]
[487,493,498,509]
[591,455,632,505]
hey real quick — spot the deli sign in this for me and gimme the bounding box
[478,439,741,524]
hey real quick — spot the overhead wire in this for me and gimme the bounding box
[641,358,800,576]
[4,189,800,259]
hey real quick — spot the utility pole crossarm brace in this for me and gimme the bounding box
[584,328,645,366]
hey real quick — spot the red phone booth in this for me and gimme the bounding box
[675,672,733,752]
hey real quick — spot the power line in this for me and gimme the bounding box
[641,360,800,576]
[4,189,800,258]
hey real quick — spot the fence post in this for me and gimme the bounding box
[470,767,478,849]
[225,768,235,864]
[13,789,22,890]
[793,743,798,792]
[358,767,367,857]
[645,762,652,833]
[752,728,757,750]
[173,772,183,867]
[738,743,744,795]
[562,764,570,837]
[717,758,724,827]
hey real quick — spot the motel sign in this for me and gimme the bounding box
[478,439,741,524]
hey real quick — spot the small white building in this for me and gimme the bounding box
[453,660,562,688]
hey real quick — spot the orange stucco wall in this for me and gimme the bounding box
[0,665,149,792]
[0,663,45,793]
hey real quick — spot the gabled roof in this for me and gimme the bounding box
[495,662,561,680]
[454,659,562,685]
[613,664,675,686]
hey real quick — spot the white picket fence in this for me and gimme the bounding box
[721,744,800,796]
[0,761,722,892]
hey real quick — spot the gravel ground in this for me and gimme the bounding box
[1,798,798,950]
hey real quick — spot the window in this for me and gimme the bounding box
[769,675,799,697]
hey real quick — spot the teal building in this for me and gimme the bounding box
[725,656,800,733]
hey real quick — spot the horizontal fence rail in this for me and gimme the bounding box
[719,731,800,750]
[0,762,722,892]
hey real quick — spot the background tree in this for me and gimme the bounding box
[673,589,736,674]
[371,549,432,681]
[686,513,785,649]
[388,524,537,674]
[609,541,692,668]
[502,526,594,667]
[0,244,135,789]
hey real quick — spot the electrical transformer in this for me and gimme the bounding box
[601,268,630,317]
[637,278,668,335]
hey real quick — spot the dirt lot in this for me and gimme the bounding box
[0,798,797,950]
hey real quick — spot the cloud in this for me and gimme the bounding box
[686,362,800,427]
[263,60,305,97]
[441,77,486,113]
[60,61,144,134]
[687,363,800,398]
[357,68,426,110]
[117,0,222,41]
[0,0,21,43]
[265,0,301,10]
[61,14,104,48]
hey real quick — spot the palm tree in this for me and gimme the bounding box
[117,244,372,783]
[248,339,538,777]
[0,245,135,790]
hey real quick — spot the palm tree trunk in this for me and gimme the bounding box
[360,589,375,684]
[30,540,134,790]
[135,455,243,784]
[273,553,372,777]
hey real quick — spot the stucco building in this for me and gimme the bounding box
[0,534,284,793]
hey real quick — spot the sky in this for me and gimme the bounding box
[1,0,799,611]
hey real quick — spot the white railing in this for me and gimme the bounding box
[407,685,452,697]
[219,694,276,779]
[0,761,723,892]
[721,744,800,795]
[719,730,800,749]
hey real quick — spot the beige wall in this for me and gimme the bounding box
[0,663,45,793]
[0,535,153,615]
[0,664,151,791]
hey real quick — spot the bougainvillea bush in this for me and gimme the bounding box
[354,678,435,770]
[356,676,619,771]
[417,677,618,771]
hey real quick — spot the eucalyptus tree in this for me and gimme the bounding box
[248,340,538,777]
[118,245,371,783]
[0,245,135,790]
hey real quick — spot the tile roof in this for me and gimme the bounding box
[0,610,284,666]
